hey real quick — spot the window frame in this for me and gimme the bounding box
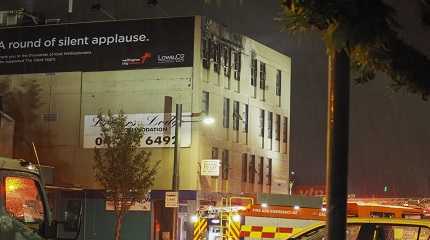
[233,51,241,80]
[267,158,272,186]
[202,91,209,115]
[244,104,249,133]
[223,98,230,128]
[233,100,240,131]
[259,62,266,90]
[275,114,281,141]
[258,157,264,184]
[251,58,257,87]
[241,153,248,182]
[268,111,273,139]
[259,109,265,137]
[1,172,49,231]
[202,37,210,69]
[222,149,229,180]
[283,116,288,143]
[276,69,282,96]
[249,155,256,184]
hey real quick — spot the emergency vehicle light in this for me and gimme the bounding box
[191,214,199,223]
[211,219,220,224]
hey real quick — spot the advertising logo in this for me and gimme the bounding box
[122,52,152,65]
[156,53,185,64]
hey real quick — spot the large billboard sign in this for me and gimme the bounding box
[83,113,191,148]
[0,17,194,74]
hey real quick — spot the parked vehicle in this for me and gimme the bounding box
[192,198,424,240]
[287,217,430,240]
[0,156,81,240]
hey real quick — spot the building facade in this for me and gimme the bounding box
[0,16,291,240]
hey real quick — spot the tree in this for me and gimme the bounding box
[93,111,159,240]
[279,1,430,240]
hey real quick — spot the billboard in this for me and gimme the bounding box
[0,17,194,74]
[83,113,192,148]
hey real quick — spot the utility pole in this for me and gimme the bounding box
[326,50,350,240]
[172,103,182,240]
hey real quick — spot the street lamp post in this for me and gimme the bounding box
[172,103,181,240]
[172,103,182,192]
[170,104,214,240]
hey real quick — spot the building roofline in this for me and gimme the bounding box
[0,15,197,30]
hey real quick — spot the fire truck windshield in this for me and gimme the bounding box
[5,176,45,225]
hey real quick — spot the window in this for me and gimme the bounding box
[64,200,83,232]
[223,98,230,128]
[223,45,231,77]
[294,225,362,240]
[244,104,249,133]
[259,109,265,137]
[268,112,273,139]
[251,58,257,87]
[209,38,214,65]
[202,91,209,115]
[5,177,45,225]
[233,51,241,80]
[202,38,210,69]
[370,212,395,218]
[212,147,219,159]
[275,114,281,140]
[233,101,240,130]
[283,117,288,143]
[276,70,282,96]
[267,158,272,186]
[374,225,421,240]
[222,149,229,180]
[249,155,255,184]
[419,227,430,240]
[214,42,221,73]
[241,153,248,182]
[260,62,266,90]
[258,157,264,184]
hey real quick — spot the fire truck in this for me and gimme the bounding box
[0,156,81,240]
[191,197,424,240]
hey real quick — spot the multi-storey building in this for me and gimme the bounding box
[0,16,291,240]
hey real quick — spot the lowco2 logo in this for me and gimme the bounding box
[156,53,185,64]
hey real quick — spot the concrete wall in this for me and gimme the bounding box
[194,16,291,194]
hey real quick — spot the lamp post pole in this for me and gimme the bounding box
[172,103,182,240]
[173,103,182,190]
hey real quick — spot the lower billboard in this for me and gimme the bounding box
[83,113,191,148]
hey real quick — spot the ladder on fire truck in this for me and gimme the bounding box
[193,197,253,240]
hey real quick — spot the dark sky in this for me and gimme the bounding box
[1,0,429,197]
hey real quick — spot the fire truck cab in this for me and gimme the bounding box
[0,156,80,240]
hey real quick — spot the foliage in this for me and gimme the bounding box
[0,213,44,240]
[0,79,45,159]
[93,110,159,240]
[421,1,430,26]
[279,0,430,99]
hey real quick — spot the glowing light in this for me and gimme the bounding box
[27,164,36,170]
[211,219,220,224]
[6,177,23,193]
[293,205,300,210]
[190,215,199,223]
[202,116,215,125]
[321,207,327,212]
[232,214,241,222]
[261,203,268,208]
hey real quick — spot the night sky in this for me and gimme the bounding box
[1,0,430,197]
